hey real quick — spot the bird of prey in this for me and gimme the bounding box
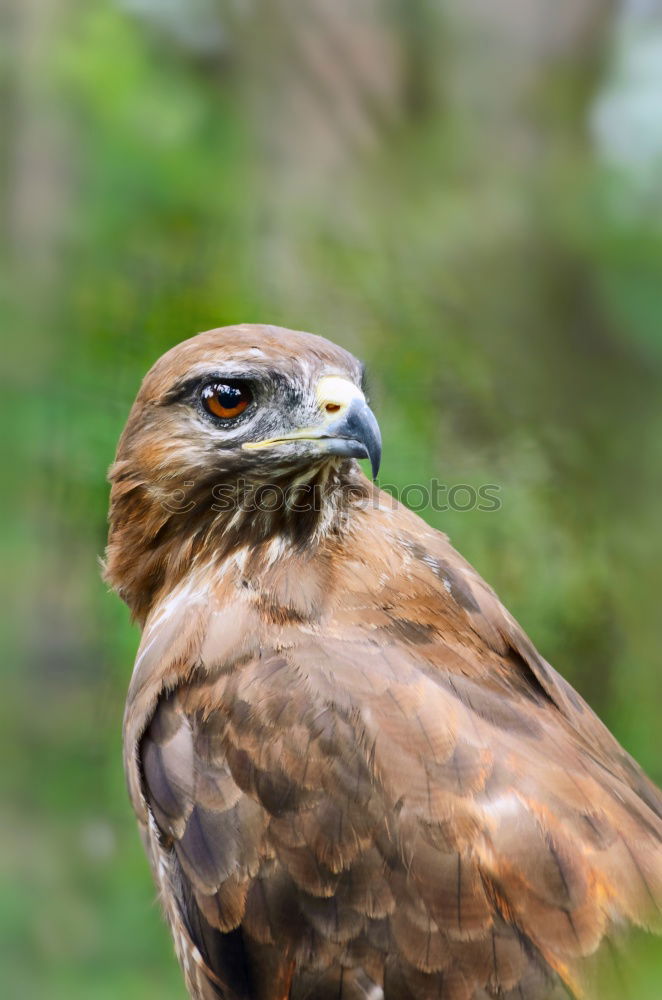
[105,324,661,1000]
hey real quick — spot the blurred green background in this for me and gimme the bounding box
[3,1,662,997]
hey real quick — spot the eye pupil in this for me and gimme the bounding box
[202,381,251,420]
[218,387,239,407]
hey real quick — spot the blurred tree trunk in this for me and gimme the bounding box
[220,0,403,297]
[4,0,70,286]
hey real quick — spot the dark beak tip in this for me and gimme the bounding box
[325,396,381,482]
[366,439,381,482]
[350,442,380,481]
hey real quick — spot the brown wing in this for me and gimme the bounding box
[138,653,565,1000]
[126,497,662,1000]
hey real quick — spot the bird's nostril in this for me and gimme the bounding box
[325,403,341,414]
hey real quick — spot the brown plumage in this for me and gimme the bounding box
[105,324,661,1000]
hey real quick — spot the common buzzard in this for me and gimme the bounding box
[105,325,661,999]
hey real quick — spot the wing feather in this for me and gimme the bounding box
[124,491,661,999]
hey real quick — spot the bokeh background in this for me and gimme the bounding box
[3,0,662,996]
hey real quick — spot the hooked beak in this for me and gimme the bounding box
[243,376,382,480]
[321,396,382,480]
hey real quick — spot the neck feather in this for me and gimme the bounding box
[104,459,370,625]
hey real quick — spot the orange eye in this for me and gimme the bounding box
[201,382,251,420]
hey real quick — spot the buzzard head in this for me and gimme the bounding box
[105,324,380,620]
